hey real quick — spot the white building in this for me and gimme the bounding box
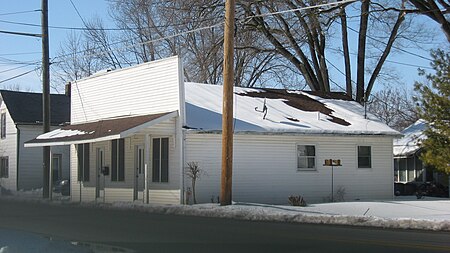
[26,56,399,204]
[393,119,448,186]
[0,90,70,192]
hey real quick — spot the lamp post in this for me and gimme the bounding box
[323,159,342,202]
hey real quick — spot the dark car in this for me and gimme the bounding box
[53,179,70,196]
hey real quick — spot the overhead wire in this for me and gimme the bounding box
[0,67,40,84]
[0,10,40,16]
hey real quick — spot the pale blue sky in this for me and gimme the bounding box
[0,1,447,94]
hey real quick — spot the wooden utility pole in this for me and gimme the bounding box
[42,0,51,199]
[220,0,235,206]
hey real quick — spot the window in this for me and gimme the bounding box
[152,138,169,182]
[399,158,407,181]
[1,113,6,139]
[357,146,371,168]
[52,154,62,182]
[111,139,125,182]
[0,157,8,178]
[297,145,315,170]
[77,144,90,182]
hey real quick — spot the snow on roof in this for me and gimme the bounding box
[25,112,176,146]
[185,83,399,135]
[393,119,427,156]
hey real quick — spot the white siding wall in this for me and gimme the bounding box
[18,125,70,190]
[71,119,181,204]
[71,56,182,124]
[0,103,17,191]
[185,133,394,204]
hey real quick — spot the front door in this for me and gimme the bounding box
[96,148,105,199]
[134,145,145,200]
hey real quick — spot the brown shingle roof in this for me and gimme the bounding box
[26,112,175,145]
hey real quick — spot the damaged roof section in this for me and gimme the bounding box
[185,83,399,135]
[237,89,351,126]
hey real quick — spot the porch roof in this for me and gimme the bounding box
[24,111,178,147]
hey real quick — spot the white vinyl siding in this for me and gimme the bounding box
[18,125,70,190]
[185,133,394,204]
[71,56,182,124]
[70,119,180,204]
[0,102,16,191]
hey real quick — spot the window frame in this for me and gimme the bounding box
[52,154,62,182]
[111,139,125,182]
[357,145,372,169]
[296,144,317,171]
[77,143,90,182]
[0,156,8,178]
[1,112,6,139]
[152,137,169,183]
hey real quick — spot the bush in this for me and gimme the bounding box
[288,195,307,206]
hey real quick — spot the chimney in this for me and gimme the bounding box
[65,82,71,96]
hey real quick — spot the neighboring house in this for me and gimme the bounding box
[0,90,70,191]
[393,119,447,185]
[26,56,399,204]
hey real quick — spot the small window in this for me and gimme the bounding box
[297,145,315,170]
[52,154,62,182]
[0,156,8,178]
[152,138,169,182]
[77,144,90,182]
[1,113,6,139]
[358,146,371,168]
[111,139,125,182]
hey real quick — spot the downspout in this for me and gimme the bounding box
[15,124,20,191]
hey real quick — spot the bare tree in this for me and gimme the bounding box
[367,86,419,131]
[55,0,442,98]
[185,161,205,204]
[408,0,450,42]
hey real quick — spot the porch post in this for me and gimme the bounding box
[144,134,150,204]
[49,146,52,200]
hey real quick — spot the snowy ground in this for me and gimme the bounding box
[1,189,449,232]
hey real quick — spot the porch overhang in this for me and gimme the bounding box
[24,111,178,147]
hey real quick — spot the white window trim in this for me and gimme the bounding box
[296,143,317,171]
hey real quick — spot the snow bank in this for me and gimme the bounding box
[96,199,450,231]
[2,192,449,231]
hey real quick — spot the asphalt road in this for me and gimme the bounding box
[0,199,449,253]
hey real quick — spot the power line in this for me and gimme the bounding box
[0,10,40,16]
[0,52,41,56]
[0,29,41,37]
[52,0,358,62]
[327,48,433,70]
[0,62,40,74]
[0,68,39,84]
[0,17,221,31]
[69,0,89,28]
[343,22,433,62]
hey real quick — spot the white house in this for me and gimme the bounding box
[0,90,70,192]
[26,56,400,204]
[393,119,448,185]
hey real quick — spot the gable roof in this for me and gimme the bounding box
[185,83,399,136]
[393,119,427,156]
[0,90,70,125]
